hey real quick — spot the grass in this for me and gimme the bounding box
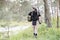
[51,17,60,28]
[0,32,4,40]
[0,17,60,40]
[7,17,60,40]
[8,23,60,40]
[0,20,29,27]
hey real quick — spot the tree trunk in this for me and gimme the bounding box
[57,0,59,28]
[59,0,60,9]
[43,0,52,27]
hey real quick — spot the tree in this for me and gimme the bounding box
[57,0,59,28]
[59,0,60,9]
[43,0,52,27]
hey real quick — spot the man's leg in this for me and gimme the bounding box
[33,25,37,35]
[32,21,37,38]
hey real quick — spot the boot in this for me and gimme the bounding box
[34,33,37,38]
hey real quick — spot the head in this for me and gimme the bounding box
[32,7,37,12]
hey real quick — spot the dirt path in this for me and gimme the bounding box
[0,24,31,34]
[0,23,31,40]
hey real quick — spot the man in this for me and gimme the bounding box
[28,7,41,38]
